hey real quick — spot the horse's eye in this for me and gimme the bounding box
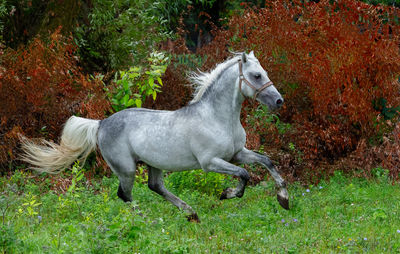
[255,74,261,80]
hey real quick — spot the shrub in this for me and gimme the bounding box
[166,170,232,196]
[194,0,400,178]
[147,38,197,110]
[0,28,110,171]
[74,0,170,72]
[109,51,169,112]
[361,0,400,7]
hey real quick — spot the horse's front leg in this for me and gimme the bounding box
[232,148,289,210]
[206,157,250,200]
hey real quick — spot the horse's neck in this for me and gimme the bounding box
[202,66,244,125]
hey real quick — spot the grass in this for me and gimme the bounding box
[1,170,400,253]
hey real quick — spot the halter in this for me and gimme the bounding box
[238,59,273,100]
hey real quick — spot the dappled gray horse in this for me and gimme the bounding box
[21,52,289,221]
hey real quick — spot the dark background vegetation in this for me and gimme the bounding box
[0,0,399,184]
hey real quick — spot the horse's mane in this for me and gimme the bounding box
[188,53,249,104]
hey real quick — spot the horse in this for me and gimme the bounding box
[21,51,289,222]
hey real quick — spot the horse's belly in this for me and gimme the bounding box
[139,143,200,171]
[130,129,201,171]
[138,151,201,171]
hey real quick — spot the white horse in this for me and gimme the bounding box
[21,51,289,221]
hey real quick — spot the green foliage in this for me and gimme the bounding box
[109,51,169,112]
[155,0,216,31]
[373,97,400,120]
[0,224,17,252]
[166,169,231,196]
[371,166,390,182]
[67,161,85,194]
[288,142,304,164]
[74,0,170,72]
[248,105,292,135]
[17,192,41,218]
[1,171,400,252]
[0,1,6,43]
[361,0,400,7]
[111,67,141,110]
[136,165,149,185]
[171,53,208,69]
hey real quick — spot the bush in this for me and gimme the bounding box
[146,37,199,110]
[0,28,110,171]
[74,0,170,72]
[193,0,400,178]
[361,0,400,7]
[109,51,169,112]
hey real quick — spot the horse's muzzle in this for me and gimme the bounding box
[275,98,284,108]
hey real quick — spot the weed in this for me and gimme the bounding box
[166,169,232,196]
[0,224,18,252]
[18,192,41,219]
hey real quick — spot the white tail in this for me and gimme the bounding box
[20,116,100,174]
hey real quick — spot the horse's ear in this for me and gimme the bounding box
[241,52,247,63]
[249,51,255,57]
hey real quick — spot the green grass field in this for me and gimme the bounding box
[1,170,400,253]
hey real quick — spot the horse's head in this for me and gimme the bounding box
[238,51,283,110]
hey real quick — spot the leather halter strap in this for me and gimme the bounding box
[238,59,273,100]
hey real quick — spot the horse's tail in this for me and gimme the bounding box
[20,116,100,174]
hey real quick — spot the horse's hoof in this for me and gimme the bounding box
[117,184,132,203]
[220,188,228,200]
[277,194,289,210]
[236,189,245,198]
[220,188,236,200]
[186,213,200,223]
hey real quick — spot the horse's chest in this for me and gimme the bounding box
[191,120,246,164]
[216,126,246,160]
[233,125,246,152]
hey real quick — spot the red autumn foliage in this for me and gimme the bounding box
[167,0,400,181]
[0,28,110,171]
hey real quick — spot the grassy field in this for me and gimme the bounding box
[1,170,400,253]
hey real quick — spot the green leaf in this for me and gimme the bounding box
[157,77,163,86]
[111,105,119,112]
[76,174,84,182]
[111,98,120,105]
[152,91,157,101]
[115,91,124,99]
[148,77,154,87]
[126,99,135,107]
[135,99,142,108]
[122,94,129,105]
[123,80,129,91]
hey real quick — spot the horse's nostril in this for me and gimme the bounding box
[276,98,283,106]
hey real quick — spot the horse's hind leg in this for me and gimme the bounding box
[148,167,199,222]
[117,170,135,202]
[101,152,136,202]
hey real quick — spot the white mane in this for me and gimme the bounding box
[189,51,258,104]
[189,54,245,104]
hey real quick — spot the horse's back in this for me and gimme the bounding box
[97,108,201,171]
